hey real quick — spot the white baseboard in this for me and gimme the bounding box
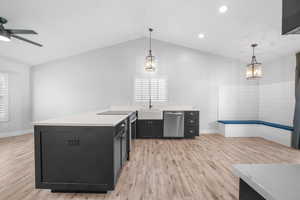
[217,123,292,147]
[200,129,219,134]
[0,129,33,138]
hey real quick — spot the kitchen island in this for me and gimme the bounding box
[33,105,199,193]
[33,111,132,192]
[233,164,300,200]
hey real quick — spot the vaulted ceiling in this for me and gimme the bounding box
[0,0,299,65]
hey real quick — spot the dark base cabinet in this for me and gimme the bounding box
[184,111,199,138]
[239,179,265,200]
[137,120,163,138]
[34,120,128,192]
[136,111,199,139]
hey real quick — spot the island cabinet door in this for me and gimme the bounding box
[113,133,122,184]
[121,131,127,165]
[36,126,114,189]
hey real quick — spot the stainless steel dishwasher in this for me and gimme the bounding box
[163,111,184,137]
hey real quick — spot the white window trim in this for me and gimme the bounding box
[0,73,8,122]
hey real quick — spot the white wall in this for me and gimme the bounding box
[218,85,259,120]
[31,38,254,133]
[259,55,295,126]
[0,57,32,137]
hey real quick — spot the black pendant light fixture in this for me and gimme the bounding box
[246,44,262,79]
[145,28,157,72]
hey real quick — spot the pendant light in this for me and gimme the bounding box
[145,28,157,72]
[246,44,262,79]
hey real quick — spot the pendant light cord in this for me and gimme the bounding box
[252,46,255,65]
[149,28,153,55]
[150,29,151,52]
[148,28,154,109]
[251,44,258,64]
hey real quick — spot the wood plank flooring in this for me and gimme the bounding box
[0,134,300,200]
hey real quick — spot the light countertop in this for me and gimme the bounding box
[33,105,198,126]
[110,105,198,120]
[33,110,129,127]
[233,164,300,200]
[109,105,197,111]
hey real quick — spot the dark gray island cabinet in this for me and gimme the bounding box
[34,114,129,192]
[233,164,300,200]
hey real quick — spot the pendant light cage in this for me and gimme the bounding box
[246,44,262,79]
[145,28,157,72]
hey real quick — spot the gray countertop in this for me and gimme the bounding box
[233,164,300,200]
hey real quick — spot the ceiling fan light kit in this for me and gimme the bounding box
[0,17,42,47]
[0,30,10,42]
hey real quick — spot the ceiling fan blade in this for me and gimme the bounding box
[11,35,42,47]
[7,29,37,34]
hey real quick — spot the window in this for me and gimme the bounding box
[0,73,8,122]
[135,78,168,102]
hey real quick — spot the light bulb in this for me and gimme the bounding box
[219,5,228,13]
[145,55,157,72]
[198,33,205,39]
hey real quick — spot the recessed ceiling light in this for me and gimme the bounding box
[219,5,228,13]
[198,33,205,39]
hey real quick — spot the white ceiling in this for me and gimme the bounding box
[0,0,300,65]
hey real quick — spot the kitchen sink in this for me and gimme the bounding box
[138,109,163,120]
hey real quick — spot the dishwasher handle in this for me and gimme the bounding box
[164,112,184,116]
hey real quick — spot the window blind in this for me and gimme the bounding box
[135,78,168,102]
[0,73,8,122]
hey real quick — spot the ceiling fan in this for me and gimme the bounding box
[0,17,42,47]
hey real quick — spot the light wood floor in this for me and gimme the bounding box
[0,134,300,200]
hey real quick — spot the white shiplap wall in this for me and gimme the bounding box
[218,85,259,120]
[259,82,295,126]
[259,55,296,126]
